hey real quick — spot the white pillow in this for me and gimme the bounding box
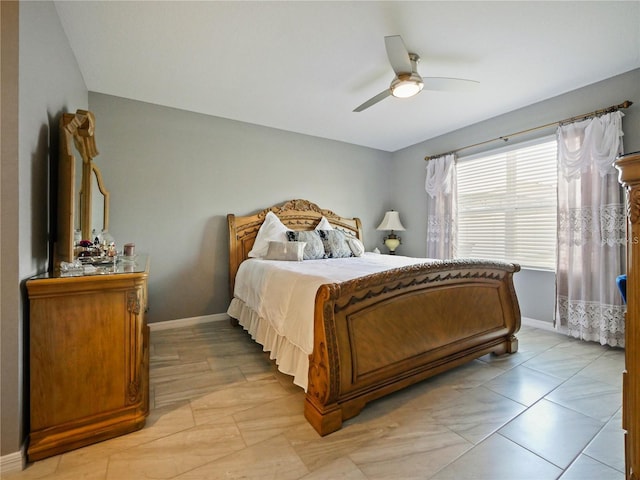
[264,241,306,261]
[348,237,365,257]
[248,211,288,258]
[315,216,333,230]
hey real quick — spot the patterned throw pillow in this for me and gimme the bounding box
[347,237,365,257]
[286,230,326,260]
[317,229,353,258]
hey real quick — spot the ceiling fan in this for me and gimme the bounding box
[353,35,479,112]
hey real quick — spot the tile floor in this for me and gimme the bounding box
[7,321,626,479]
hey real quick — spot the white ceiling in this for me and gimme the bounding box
[54,1,640,152]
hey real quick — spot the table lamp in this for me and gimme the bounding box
[376,210,406,254]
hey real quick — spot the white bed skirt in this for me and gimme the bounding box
[228,297,309,391]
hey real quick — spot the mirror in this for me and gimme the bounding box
[76,162,110,240]
[55,109,109,265]
[89,164,109,237]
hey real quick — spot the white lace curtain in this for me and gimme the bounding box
[555,111,626,347]
[425,153,457,259]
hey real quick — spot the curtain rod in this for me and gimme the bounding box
[424,100,633,162]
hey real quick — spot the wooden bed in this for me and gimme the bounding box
[227,199,521,436]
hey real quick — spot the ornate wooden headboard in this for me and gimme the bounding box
[227,199,363,296]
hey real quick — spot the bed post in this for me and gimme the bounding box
[304,285,345,435]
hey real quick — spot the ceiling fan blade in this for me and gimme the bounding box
[422,77,480,92]
[353,89,392,112]
[384,35,412,75]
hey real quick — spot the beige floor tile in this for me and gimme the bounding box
[387,381,461,414]
[551,338,614,359]
[173,435,309,480]
[349,420,472,480]
[422,385,526,444]
[522,348,594,379]
[285,421,391,472]
[190,377,296,426]
[545,375,622,422]
[430,433,562,480]
[584,409,625,473]
[2,456,61,480]
[4,457,108,480]
[151,360,214,384]
[498,399,604,469]
[483,364,564,406]
[106,418,246,480]
[577,351,625,388]
[150,348,182,367]
[233,393,308,446]
[514,326,567,351]
[154,367,247,408]
[426,359,506,389]
[558,454,624,480]
[299,456,367,479]
[232,356,280,382]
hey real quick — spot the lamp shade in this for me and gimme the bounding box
[376,211,406,231]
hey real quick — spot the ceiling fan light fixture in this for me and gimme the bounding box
[354,38,477,112]
[390,74,424,98]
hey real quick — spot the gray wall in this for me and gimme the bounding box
[1,0,87,460]
[89,93,392,323]
[391,68,640,323]
[1,0,21,462]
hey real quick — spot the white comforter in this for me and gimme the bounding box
[227,252,433,390]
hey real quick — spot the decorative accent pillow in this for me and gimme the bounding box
[264,241,306,261]
[315,216,333,230]
[286,230,326,260]
[248,211,288,258]
[347,237,365,257]
[317,229,353,258]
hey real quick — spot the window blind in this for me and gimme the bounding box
[456,137,557,270]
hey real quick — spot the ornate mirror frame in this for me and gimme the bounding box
[56,109,110,265]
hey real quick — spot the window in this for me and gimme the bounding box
[456,137,557,270]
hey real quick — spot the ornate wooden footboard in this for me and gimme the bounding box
[305,259,521,435]
[228,199,521,436]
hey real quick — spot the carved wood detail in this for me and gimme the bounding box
[628,186,640,225]
[127,290,142,404]
[308,342,331,405]
[615,152,640,480]
[329,260,518,312]
[307,286,342,406]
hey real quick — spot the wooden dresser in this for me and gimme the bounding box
[26,255,150,462]
[615,152,640,480]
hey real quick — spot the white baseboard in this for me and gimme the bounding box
[521,316,555,332]
[0,449,25,474]
[148,313,228,331]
